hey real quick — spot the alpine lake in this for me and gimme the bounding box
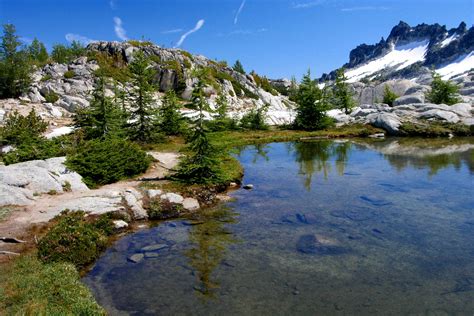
[83,137,474,315]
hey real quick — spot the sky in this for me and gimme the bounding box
[0,0,473,79]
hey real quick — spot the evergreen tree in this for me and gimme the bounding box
[0,24,31,98]
[73,76,124,140]
[215,91,228,119]
[333,68,355,114]
[127,51,160,142]
[158,90,184,136]
[426,72,461,105]
[0,109,47,145]
[232,60,245,74]
[174,74,222,184]
[28,38,48,64]
[293,70,333,131]
[382,85,399,106]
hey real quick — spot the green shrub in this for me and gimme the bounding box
[62,181,72,192]
[37,210,108,269]
[43,91,59,103]
[205,117,240,132]
[252,72,278,95]
[51,41,86,64]
[63,70,76,79]
[127,40,154,47]
[382,85,399,106]
[0,109,48,146]
[426,72,461,105]
[89,51,130,83]
[66,138,151,187]
[40,74,52,82]
[0,256,105,315]
[2,137,71,165]
[240,106,269,130]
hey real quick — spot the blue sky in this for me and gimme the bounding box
[0,0,472,79]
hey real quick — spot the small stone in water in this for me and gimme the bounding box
[141,244,168,252]
[128,253,144,263]
[144,252,160,258]
[243,184,254,190]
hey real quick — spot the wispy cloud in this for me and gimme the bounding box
[234,0,246,24]
[175,19,205,47]
[109,0,116,9]
[19,37,33,45]
[65,33,96,45]
[161,28,183,34]
[113,17,128,41]
[292,0,325,9]
[341,6,390,11]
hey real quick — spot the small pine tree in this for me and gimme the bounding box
[293,70,333,131]
[232,60,245,74]
[215,91,228,119]
[174,74,223,184]
[158,90,184,136]
[0,109,47,145]
[73,76,125,140]
[382,85,399,106]
[333,68,356,114]
[28,38,49,64]
[0,24,32,98]
[240,103,269,130]
[127,51,161,142]
[426,72,461,105]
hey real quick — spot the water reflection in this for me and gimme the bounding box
[185,208,239,298]
[292,140,351,190]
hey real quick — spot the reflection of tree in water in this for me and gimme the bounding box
[185,207,238,298]
[251,144,270,163]
[293,141,352,190]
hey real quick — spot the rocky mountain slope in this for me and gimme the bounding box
[320,21,474,83]
[19,41,294,126]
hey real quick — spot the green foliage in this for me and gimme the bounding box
[2,137,70,165]
[66,138,151,187]
[128,51,162,142]
[174,75,223,184]
[51,41,86,64]
[399,121,472,137]
[205,91,239,131]
[0,256,105,315]
[251,72,278,95]
[158,90,185,135]
[0,24,32,98]
[333,68,356,114]
[89,51,130,83]
[426,72,461,105]
[40,74,52,82]
[0,109,47,146]
[37,211,108,269]
[127,40,154,47]
[63,70,76,79]
[27,37,48,65]
[382,84,399,106]
[293,70,334,131]
[146,199,183,220]
[232,59,245,74]
[73,76,125,140]
[43,91,59,103]
[240,105,269,130]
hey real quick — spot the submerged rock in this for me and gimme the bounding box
[127,253,144,263]
[243,184,254,190]
[141,244,168,252]
[296,234,347,255]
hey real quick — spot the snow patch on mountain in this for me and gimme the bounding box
[345,40,429,83]
[440,34,458,48]
[436,52,474,80]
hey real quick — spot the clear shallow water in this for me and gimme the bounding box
[84,138,474,315]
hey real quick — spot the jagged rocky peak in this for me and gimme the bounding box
[321,21,474,83]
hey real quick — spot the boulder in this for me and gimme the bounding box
[56,95,90,111]
[393,94,425,106]
[459,87,474,96]
[124,188,147,220]
[418,109,460,123]
[369,113,401,135]
[113,220,129,230]
[147,189,163,199]
[182,198,200,211]
[160,192,184,204]
[450,103,472,117]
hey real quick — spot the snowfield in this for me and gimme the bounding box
[345,40,429,83]
[440,34,458,48]
[436,52,474,80]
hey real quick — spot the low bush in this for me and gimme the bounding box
[205,117,240,132]
[63,70,76,79]
[146,199,183,220]
[240,107,269,130]
[2,136,72,165]
[0,109,47,146]
[37,210,109,269]
[382,85,399,106]
[43,91,59,103]
[0,256,105,315]
[40,74,52,82]
[66,138,151,188]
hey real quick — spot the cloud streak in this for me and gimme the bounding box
[109,0,116,9]
[341,6,390,11]
[234,0,246,24]
[65,33,96,45]
[292,0,324,9]
[161,28,183,34]
[113,17,128,41]
[175,19,205,47]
